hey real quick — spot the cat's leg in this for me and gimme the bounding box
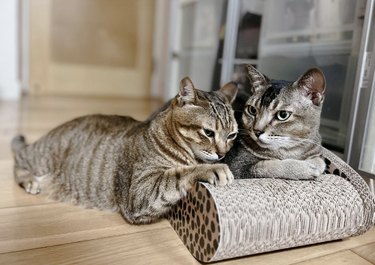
[250,159,320,180]
[168,163,234,188]
[12,135,40,194]
[122,164,233,224]
[13,144,47,195]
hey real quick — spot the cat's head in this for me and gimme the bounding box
[241,65,326,150]
[170,77,238,163]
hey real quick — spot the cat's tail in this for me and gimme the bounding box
[11,135,27,154]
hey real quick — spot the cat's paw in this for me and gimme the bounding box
[302,162,321,180]
[25,181,41,195]
[307,157,326,175]
[276,159,321,180]
[300,158,327,180]
[200,164,234,186]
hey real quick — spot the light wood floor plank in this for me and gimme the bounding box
[352,242,375,264]
[0,203,169,254]
[0,179,54,209]
[0,228,200,265]
[292,250,373,265]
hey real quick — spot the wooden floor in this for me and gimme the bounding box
[0,95,374,265]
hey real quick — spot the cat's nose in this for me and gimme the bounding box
[216,152,226,160]
[254,130,263,138]
[218,154,225,160]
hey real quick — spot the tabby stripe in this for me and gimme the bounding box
[210,101,223,127]
[85,139,99,200]
[164,176,170,190]
[261,83,286,107]
[175,172,181,191]
[218,104,230,128]
[152,133,186,164]
[129,193,136,211]
[73,154,85,193]
[95,140,110,199]
[30,143,39,174]
[96,154,107,197]
[210,100,231,129]
[160,194,174,207]
[133,169,152,187]
[140,194,149,211]
[271,98,280,110]
[160,194,168,203]
[174,122,201,131]
[149,174,161,196]
[152,175,163,201]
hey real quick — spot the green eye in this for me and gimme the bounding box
[276,111,291,121]
[203,129,215,138]
[227,132,237,140]
[247,105,257,115]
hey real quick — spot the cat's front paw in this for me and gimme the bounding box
[307,157,326,175]
[277,159,321,180]
[292,160,320,180]
[303,162,321,180]
[199,164,234,186]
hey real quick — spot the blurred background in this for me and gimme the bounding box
[0,0,375,191]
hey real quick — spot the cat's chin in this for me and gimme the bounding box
[254,140,277,150]
[195,151,220,163]
[200,158,218,164]
[251,135,278,150]
[254,134,294,150]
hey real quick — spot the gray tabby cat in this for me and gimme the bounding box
[11,77,238,224]
[225,65,326,180]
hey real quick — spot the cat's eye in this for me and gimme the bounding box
[276,111,291,121]
[203,129,215,138]
[247,105,257,115]
[227,132,237,140]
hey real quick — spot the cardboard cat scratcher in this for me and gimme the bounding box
[168,148,375,262]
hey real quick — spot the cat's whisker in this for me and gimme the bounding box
[285,137,323,147]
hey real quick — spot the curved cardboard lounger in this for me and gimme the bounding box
[168,148,375,263]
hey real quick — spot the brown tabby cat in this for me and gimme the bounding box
[225,65,326,180]
[11,77,238,224]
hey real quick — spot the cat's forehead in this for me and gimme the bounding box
[269,79,292,90]
[249,79,292,107]
[261,80,292,106]
[196,90,228,111]
[195,91,236,130]
[197,90,226,104]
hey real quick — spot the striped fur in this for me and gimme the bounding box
[225,65,327,180]
[11,77,238,224]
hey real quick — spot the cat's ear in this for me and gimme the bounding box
[178,77,197,105]
[219,82,238,104]
[246,64,269,93]
[295,68,326,106]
